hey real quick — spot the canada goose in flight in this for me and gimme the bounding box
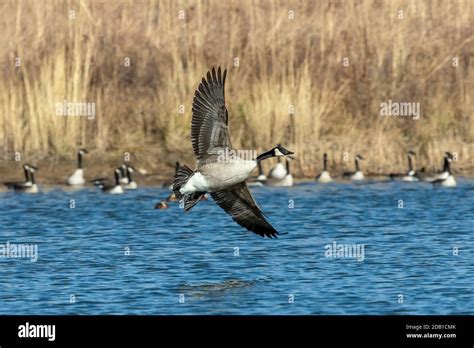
[4,164,32,190]
[97,168,124,194]
[342,155,365,180]
[172,67,294,238]
[427,152,457,187]
[162,162,181,189]
[66,148,88,185]
[124,165,137,190]
[266,159,294,187]
[269,157,287,180]
[389,150,419,182]
[316,153,333,183]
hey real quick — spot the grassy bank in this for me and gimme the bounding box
[0,0,472,176]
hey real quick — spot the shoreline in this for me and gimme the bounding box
[1,152,472,187]
[1,162,473,191]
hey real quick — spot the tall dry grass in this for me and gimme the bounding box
[0,0,472,176]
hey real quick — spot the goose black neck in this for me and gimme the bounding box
[127,170,132,182]
[323,156,327,171]
[258,162,263,175]
[175,162,180,175]
[114,171,120,185]
[77,152,83,169]
[256,149,275,163]
[443,158,451,174]
[24,167,30,182]
[30,172,35,185]
[355,158,360,172]
[286,160,290,174]
[408,155,413,171]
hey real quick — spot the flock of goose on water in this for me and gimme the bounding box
[2,67,459,238]
[2,149,457,192]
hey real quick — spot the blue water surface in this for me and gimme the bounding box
[0,179,472,314]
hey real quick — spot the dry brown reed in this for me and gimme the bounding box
[0,0,472,176]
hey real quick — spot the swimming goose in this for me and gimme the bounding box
[428,152,457,187]
[342,155,365,180]
[316,153,333,182]
[166,192,178,202]
[119,164,130,184]
[266,159,294,187]
[16,166,39,194]
[24,166,39,193]
[4,164,32,190]
[172,67,294,238]
[269,157,287,180]
[99,168,124,194]
[154,200,169,209]
[124,165,138,190]
[66,148,88,185]
[389,150,419,182]
[247,162,267,187]
[155,188,185,207]
[257,162,267,181]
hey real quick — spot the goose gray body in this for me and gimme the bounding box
[173,67,293,238]
[182,159,257,193]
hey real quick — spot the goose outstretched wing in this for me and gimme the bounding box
[191,67,232,163]
[210,182,279,238]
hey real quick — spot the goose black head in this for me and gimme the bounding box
[355,154,364,160]
[323,153,328,160]
[28,165,38,173]
[126,165,135,173]
[78,148,88,155]
[23,164,30,170]
[273,144,294,157]
[256,144,294,162]
[408,150,416,156]
[445,152,454,162]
